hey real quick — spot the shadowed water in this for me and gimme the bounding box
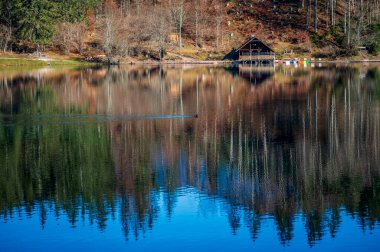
[1,64,380,251]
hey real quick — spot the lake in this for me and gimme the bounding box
[1,63,380,251]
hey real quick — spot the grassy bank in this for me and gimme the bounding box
[0,58,96,69]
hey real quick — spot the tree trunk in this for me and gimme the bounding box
[307,0,312,28]
[179,5,183,49]
[331,0,334,26]
[314,0,318,32]
[348,0,351,46]
[195,8,199,48]
[344,10,347,34]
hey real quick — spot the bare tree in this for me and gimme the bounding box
[191,0,208,48]
[54,23,72,54]
[348,0,351,46]
[214,0,224,48]
[98,0,126,63]
[149,7,171,60]
[54,22,87,55]
[0,1,14,52]
[194,0,200,48]
[0,24,12,52]
[71,23,87,55]
[307,0,312,28]
[314,0,318,32]
[170,0,186,49]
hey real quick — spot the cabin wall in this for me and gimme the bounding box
[239,54,275,61]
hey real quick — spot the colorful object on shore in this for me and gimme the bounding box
[277,58,310,66]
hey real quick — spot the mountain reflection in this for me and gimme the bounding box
[1,64,380,245]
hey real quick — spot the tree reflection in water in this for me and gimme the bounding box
[1,64,380,245]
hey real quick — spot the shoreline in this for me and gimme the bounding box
[1,57,380,68]
[122,59,380,65]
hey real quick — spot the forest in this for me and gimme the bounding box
[0,0,379,61]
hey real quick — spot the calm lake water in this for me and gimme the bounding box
[1,64,380,251]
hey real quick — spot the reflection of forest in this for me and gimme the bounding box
[1,65,380,245]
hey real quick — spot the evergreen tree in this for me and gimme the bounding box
[15,0,58,45]
[1,0,101,46]
[58,0,100,23]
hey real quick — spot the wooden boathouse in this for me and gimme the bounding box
[233,35,275,65]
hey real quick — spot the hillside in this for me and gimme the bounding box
[177,0,379,60]
[0,0,379,62]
